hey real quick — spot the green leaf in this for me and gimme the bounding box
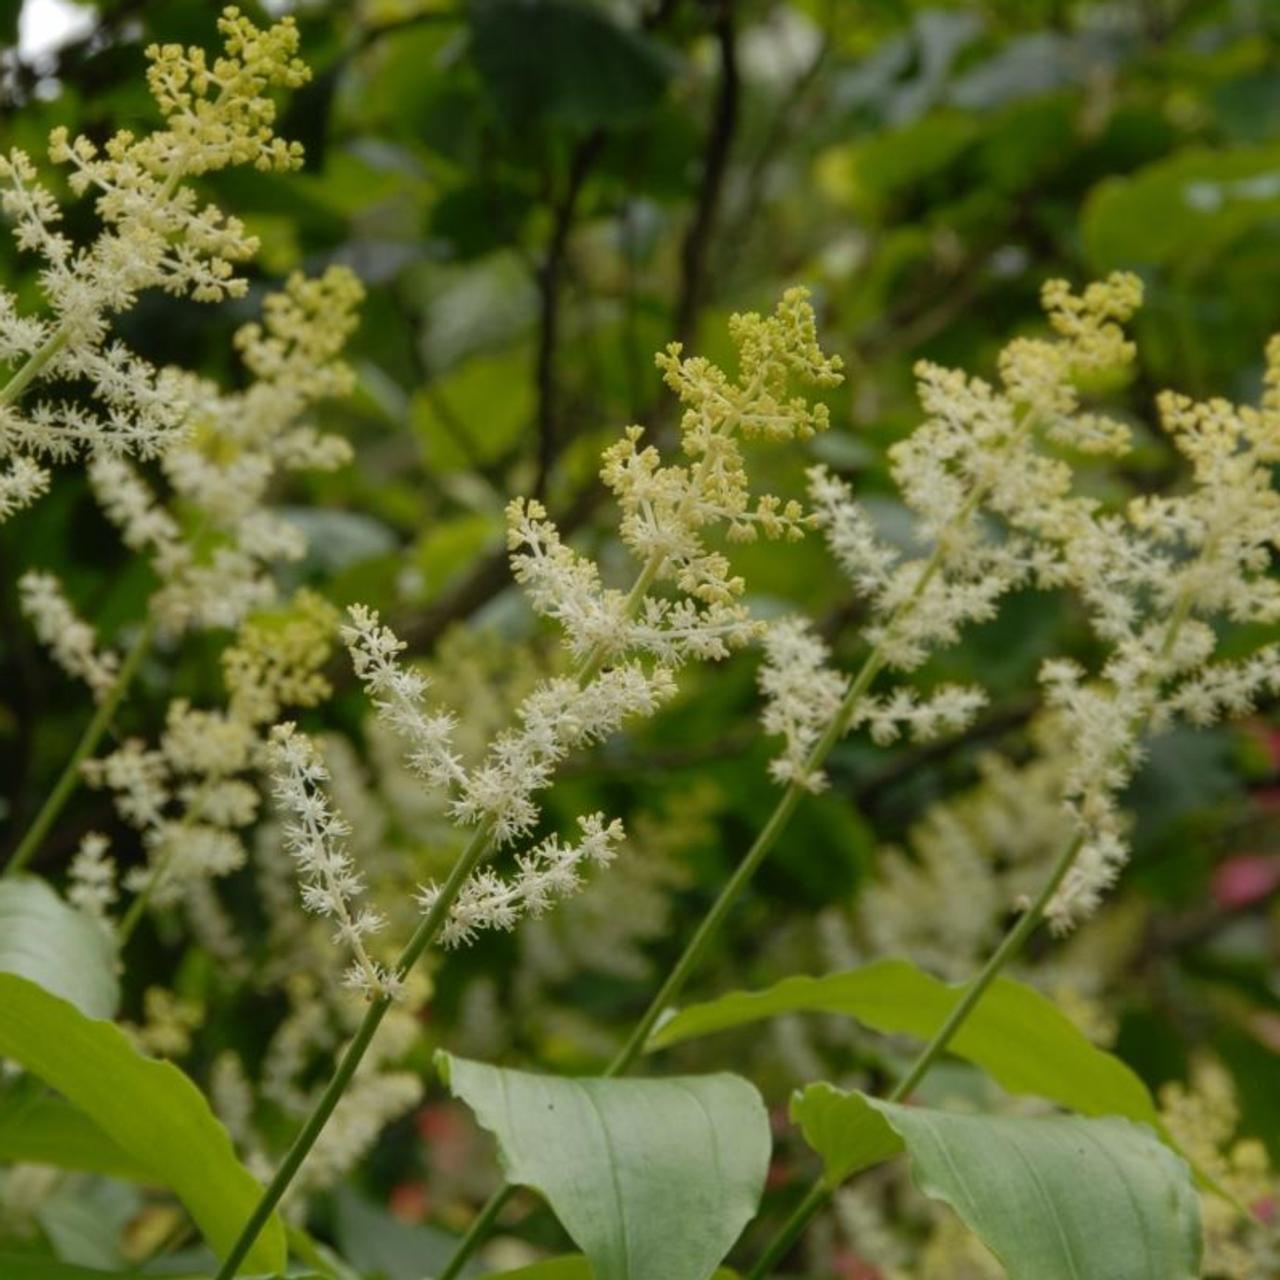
[483,1259,737,1280]
[0,1090,151,1180]
[436,1052,769,1280]
[649,960,1161,1130]
[0,876,118,1019]
[334,1186,476,1280]
[0,1263,163,1280]
[409,348,532,471]
[791,1085,1203,1280]
[469,0,672,130]
[814,113,979,218]
[1082,143,1280,271]
[0,1264,312,1280]
[0,973,286,1276]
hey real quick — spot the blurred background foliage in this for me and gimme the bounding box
[3,0,1280,1275]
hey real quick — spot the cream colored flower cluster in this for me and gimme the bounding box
[17,570,120,700]
[81,593,339,941]
[212,979,424,1210]
[758,276,1147,796]
[1031,338,1280,929]
[761,271,1278,934]
[89,266,361,635]
[0,8,310,520]
[266,292,843,973]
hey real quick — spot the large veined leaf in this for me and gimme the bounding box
[0,1264,317,1280]
[792,1085,1203,1280]
[334,1186,478,1280]
[0,876,118,1018]
[469,0,672,130]
[1083,143,1280,271]
[0,973,286,1276]
[649,960,1160,1130]
[0,1264,165,1280]
[479,1261,736,1280]
[0,1089,150,1181]
[436,1052,769,1280]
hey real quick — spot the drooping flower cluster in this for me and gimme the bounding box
[81,592,339,939]
[89,266,361,634]
[268,291,842,976]
[211,977,425,1211]
[1029,337,1280,929]
[759,275,1146,793]
[1160,1061,1280,1279]
[17,570,120,701]
[0,7,310,520]
[268,725,397,1000]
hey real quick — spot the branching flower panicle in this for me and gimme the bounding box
[268,724,399,1000]
[84,592,340,938]
[339,291,842,950]
[1033,336,1280,929]
[760,276,1144,793]
[18,570,120,700]
[89,267,361,635]
[0,7,310,519]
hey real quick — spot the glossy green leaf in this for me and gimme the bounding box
[0,876,117,1019]
[436,1052,769,1280]
[469,0,672,130]
[0,973,285,1276]
[0,1090,150,1180]
[650,960,1160,1129]
[0,1263,151,1280]
[0,1264,314,1280]
[334,1186,477,1280]
[1083,143,1280,270]
[791,1085,1203,1280]
[484,1260,738,1280]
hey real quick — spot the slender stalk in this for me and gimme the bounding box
[744,1180,829,1280]
[742,830,1085,1279]
[117,855,166,944]
[5,618,154,877]
[436,447,1008,1280]
[608,658,888,1075]
[436,1185,515,1280]
[437,644,892,1279]
[744,591,1200,1280]
[212,823,493,1280]
[212,553,670,1279]
[0,324,69,408]
[117,821,183,945]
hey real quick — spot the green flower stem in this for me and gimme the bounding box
[212,551,670,1279]
[743,591,1199,1280]
[212,820,494,1280]
[435,642,892,1280]
[436,1185,514,1280]
[435,467,1005,1280]
[742,830,1085,1280]
[5,617,154,878]
[116,850,170,945]
[0,324,69,408]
